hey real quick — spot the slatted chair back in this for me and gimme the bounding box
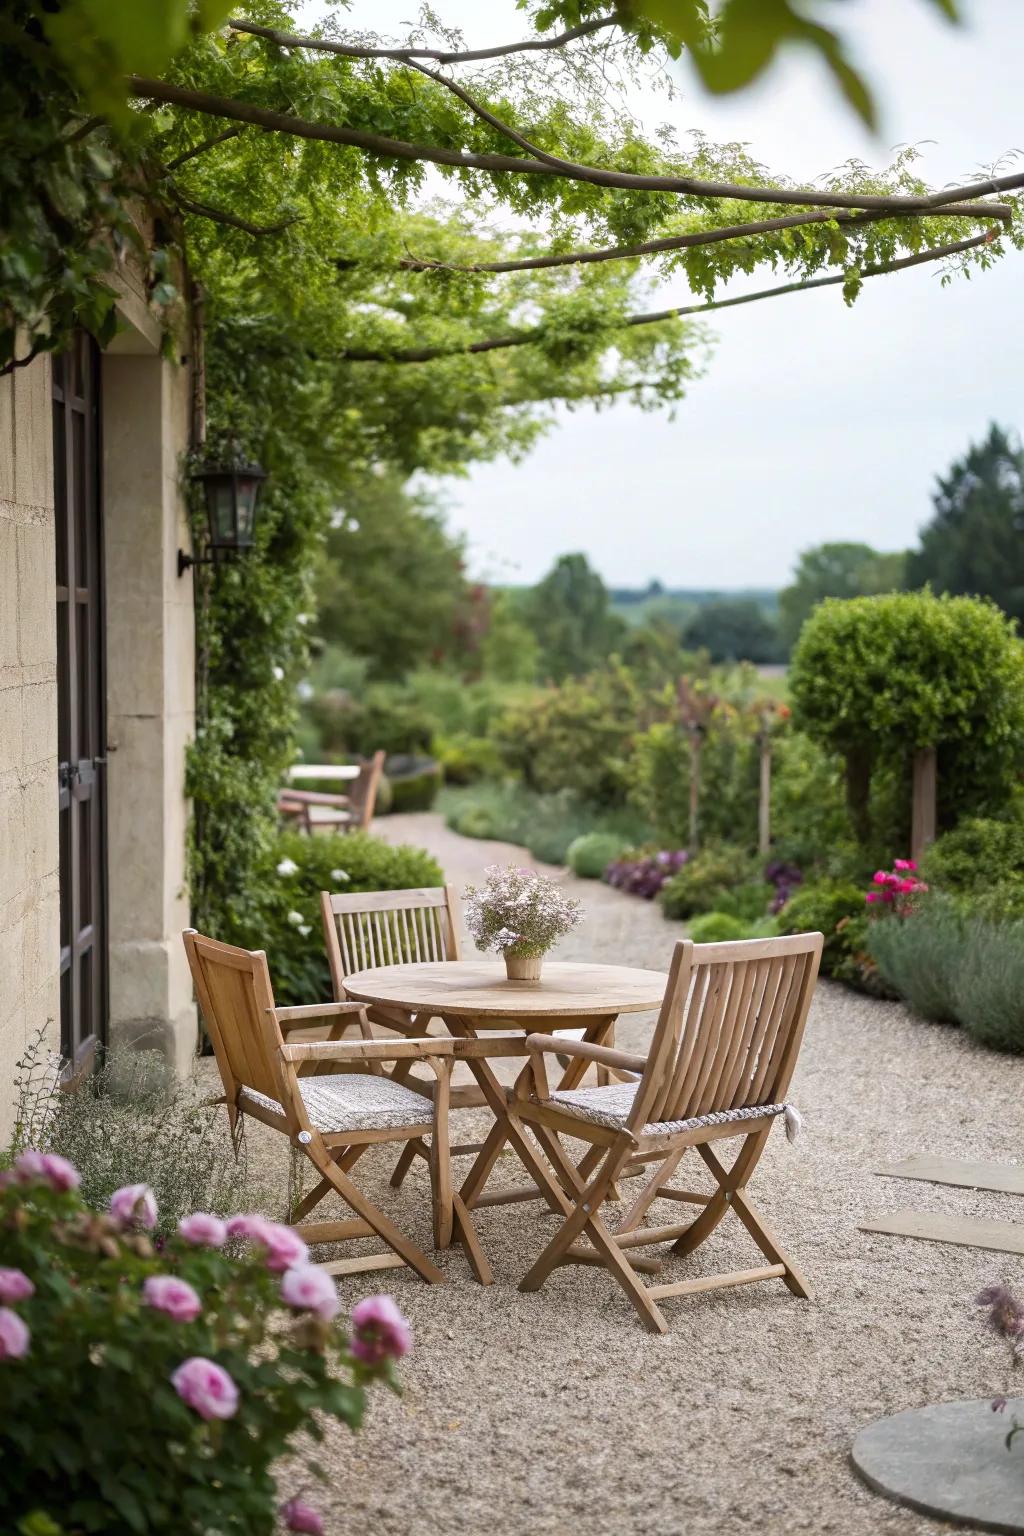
[321,885,462,995]
[349,750,386,830]
[183,929,288,1112]
[627,933,822,1133]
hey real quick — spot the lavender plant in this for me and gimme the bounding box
[463,865,581,959]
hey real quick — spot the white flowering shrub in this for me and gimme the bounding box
[464,865,581,959]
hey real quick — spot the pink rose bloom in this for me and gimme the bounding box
[280,1496,325,1535]
[864,891,880,904]
[110,1183,158,1229]
[0,1308,30,1360]
[41,1152,80,1191]
[144,1275,202,1323]
[898,878,917,894]
[171,1356,239,1420]
[280,1264,340,1321]
[228,1215,308,1272]
[350,1294,411,1365]
[178,1212,228,1248]
[0,1269,34,1305]
[13,1149,48,1182]
[871,871,888,885]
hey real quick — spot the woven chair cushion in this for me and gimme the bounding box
[240,1074,433,1134]
[547,1081,788,1138]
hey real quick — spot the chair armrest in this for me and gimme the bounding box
[275,1001,368,1032]
[524,1034,647,1074]
[280,1038,454,1065]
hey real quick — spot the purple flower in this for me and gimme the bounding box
[350,1294,411,1365]
[178,1212,228,1248]
[0,1269,34,1305]
[171,1356,239,1420]
[280,1264,340,1321]
[110,1184,158,1229]
[143,1275,202,1323]
[280,1497,325,1535]
[12,1149,81,1192]
[0,1308,30,1360]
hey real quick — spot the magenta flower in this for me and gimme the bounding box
[350,1294,411,1365]
[865,891,881,905]
[280,1497,325,1535]
[110,1183,158,1229]
[0,1269,34,1305]
[0,1308,30,1360]
[171,1356,239,1420]
[144,1275,202,1323]
[871,871,888,885]
[178,1212,228,1248]
[280,1264,340,1321]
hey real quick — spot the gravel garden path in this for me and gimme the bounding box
[259,814,1024,1536]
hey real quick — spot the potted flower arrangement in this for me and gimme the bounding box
[464,864,582,981]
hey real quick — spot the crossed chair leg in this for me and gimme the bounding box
[286,1137,490,1285]
[514,1118,812,1334]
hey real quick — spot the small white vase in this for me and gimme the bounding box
[504,952,542,981]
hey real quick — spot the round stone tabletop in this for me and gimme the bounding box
[852,1398,1024,1533]
[343,959,667,1023]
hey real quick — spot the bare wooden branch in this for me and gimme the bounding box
[397,201,1007,277]
[165,125,245,171]
[335,232,995,363]
[228,15,619,65]
[127,76,1024,215]
[172,191,301,236]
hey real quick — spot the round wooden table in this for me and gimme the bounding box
[343,959,668,1278]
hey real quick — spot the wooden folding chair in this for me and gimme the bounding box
[510,932,823,1333]
[277,752,385,835]
[182,929,489,1284]
[321,885,488,1190]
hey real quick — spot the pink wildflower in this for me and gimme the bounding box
[280,1497,325,1535]
[0,1269,34,1305]
[0,1308,30,1360]
[894,859,917,871]
[872,871,888,885]
[178,1212,228,1248]
[143,1275,202,1323]
[110,1184,158,1229]
[280,1264,340,1321]
[350,1294,411,1365]
[171,1356,239,1420]
[865,891,881,905]
[228,1215,308,1272]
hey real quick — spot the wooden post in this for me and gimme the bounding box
[911,746,937,863]
[758,728,772,857]
[688,728,701,854]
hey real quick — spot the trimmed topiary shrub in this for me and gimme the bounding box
[790,591,1024,845]
[567,832,629,879]
[867,897,966,1023]
[659,845,758,920]
[921,815,1024,894]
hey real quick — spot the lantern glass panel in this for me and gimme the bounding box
[234,473,261,545]
[208,479,238,546]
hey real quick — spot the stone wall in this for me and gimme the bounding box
[0,356,60,1141]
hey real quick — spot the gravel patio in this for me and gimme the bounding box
[251,814,1024,1536]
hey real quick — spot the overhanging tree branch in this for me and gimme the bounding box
[126,76,1024,216]
[165,125,245,171]
[333,232,996,363]
[228,15,619,65]
[172,191,301,236]
[397,202,1005,277]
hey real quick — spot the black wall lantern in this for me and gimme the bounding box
[178,461,267,576]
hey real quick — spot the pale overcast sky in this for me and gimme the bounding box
[306,0,1024,589]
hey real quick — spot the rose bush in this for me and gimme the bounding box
[0,1152,408,1535]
